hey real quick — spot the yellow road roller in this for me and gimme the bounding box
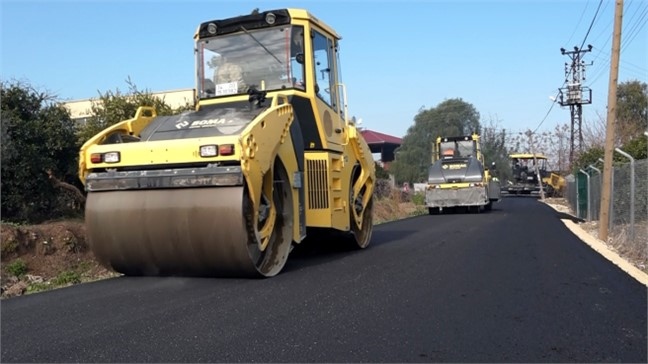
[78,8,375,277]
[425,133,501,213]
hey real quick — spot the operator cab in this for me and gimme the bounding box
[434,135,480,162]
[193,8,349,149]
[196,23,306,98]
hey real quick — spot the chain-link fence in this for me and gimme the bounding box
[566,158,648,263]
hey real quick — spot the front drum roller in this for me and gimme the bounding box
[85,160,294,278]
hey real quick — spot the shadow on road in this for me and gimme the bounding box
[283,228,418,273]
[555,211,585,223]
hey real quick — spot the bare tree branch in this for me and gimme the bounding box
[46,169,86,205]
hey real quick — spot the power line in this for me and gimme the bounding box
[533,89,562,134]
[620,5,648,53]
[587,2,648,73]
[588,0,614,46]
[585,3,648,86]
[579,0,605,52]
[564,1,591,48]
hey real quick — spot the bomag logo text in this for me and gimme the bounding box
[190,118,232,128]
[176,118,233,129]
[443,163,467,170]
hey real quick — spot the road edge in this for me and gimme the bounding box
[545,202,648,287]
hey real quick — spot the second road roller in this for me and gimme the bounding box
[78,8,376,277]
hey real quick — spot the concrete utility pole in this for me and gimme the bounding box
[528,132,546,201]
[599,0,624,242]
[559,44,593,169]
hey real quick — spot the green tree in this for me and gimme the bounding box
[77,78,193,145]
[480,118,511,181]
[1,80,81,223]
[616,80,648,145]
[390,98,481,184]
[573,145,604,171]
[570,80,646,171]
[374,161,390,179]
[619,133,647,160]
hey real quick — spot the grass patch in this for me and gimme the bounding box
[26,282,52,294]
[53,270,82,285]
[5,259,28,277]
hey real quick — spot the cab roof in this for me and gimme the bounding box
[509,153,547,160]
[436,134,480,142]
[195,8,341,40]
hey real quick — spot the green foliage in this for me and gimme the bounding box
[574,134,646,172]
[390,98,481,184]
[1,80,81,223]
[480,120,512,181]
[616,80,647,144]
[375,162,390,179]
[410,192,425,206]
[573,146,604,171]
[26,282,52,294]
[620,134,647,160]
[76,78,190,145]
[53,270,82,285]
[5,259,28,277]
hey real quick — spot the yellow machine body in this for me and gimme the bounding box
[78,9,375,277]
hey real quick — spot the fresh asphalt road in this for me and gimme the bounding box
[1,197,646,363]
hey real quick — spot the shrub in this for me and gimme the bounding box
[53,270,81,285]
[5,259,28,277]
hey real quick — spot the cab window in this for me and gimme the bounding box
[311,30,337,110]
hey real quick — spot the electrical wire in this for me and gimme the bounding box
[533,88,562,134]
[579,0,605,51]
[542,0,604,136]
[564,1,590,49]
[586,3,648,86]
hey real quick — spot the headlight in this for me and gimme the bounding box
[200,145,218,157]
[265,12,276,25]
[103,152,120,163]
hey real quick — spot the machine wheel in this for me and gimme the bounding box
[348,166,373,249]
[484,201,493,211]
[545,185,555,197]
[243,158,294,277]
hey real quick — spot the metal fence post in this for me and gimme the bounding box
[589,164,601,221]
[579,169,591,221]
[615,148,635,241]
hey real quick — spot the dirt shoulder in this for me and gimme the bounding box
[1,219,117,298]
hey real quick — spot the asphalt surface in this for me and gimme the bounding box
[2,197,646,363]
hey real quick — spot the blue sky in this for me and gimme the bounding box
[2,0,646,139]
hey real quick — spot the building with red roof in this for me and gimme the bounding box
[360,129,402,171]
